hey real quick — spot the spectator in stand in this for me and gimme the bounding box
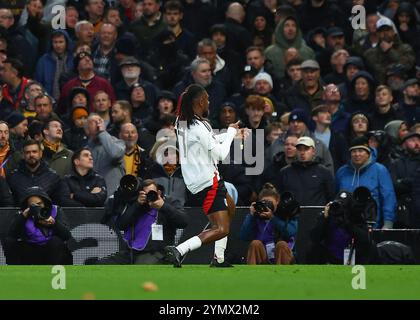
[277,136,335,206]
[19,81,44,118]
[398,79,420,127]
[6,112,28,152]
[223,2,252,57]
[0,121,22,176]
[284,60,324,115]
[364,16,415,84]
[129,0,167,59]
[163,0,196,60]
[75,20,95,47]
[64,147,107,207]
[228,65,258,109]
[323,83,351,135]
[92,22,119,84]
[119,122,148,178]
[336,136,397,229]
[347,113,371,145]
[7,139,77,207]
[265,16,315,82]
[114,56,158,107]
[173,58,226,125]
[369,85,404,131]
[41,119,73,178]
[337,56,365,101]
[33,93,61,123]
[93,91,112,127]
[63,105,89,152]
[269,109,334,174]
[85,0,105,34]
[312,104,348,173]
[323,49,349,86]
[277,58,303,99]
[343,71,376,115]
[65,5,79,42]
[34,30,74,101]
[85,113,125,196]
[146,138,187,206]
[0,58,31,120]
[196,38,238,97]
[389,132,420,228]
[59,51,116,114]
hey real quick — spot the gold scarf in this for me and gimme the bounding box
[42,139,61,153]
[0,143,11,177]
[124,145,142,176]
[163,163,177,176]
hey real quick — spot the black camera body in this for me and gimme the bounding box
[253,200,274,220]
[277,192,300,219]
[146,190,159,203]
[29,204,51,221]
[329,187,377,226]
[118,175,160,204]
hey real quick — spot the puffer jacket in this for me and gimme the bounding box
[336,158,397,228]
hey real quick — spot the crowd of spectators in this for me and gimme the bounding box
[0,0,420,240]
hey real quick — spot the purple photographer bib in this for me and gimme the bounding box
[25,205,58,245]
[124,208,158,251]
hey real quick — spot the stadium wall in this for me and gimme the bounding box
[0,208,419,265]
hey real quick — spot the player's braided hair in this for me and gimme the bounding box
[176,84,206,128]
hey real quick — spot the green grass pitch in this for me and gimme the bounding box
[0,265,419,300]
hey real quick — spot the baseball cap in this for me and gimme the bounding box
[301,59,320,70]
[401,132,420,144]
[242,65,258,77]
[296,136,315,148]
[326,27,344,37]
[376,17,393,30]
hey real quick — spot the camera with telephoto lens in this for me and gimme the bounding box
[253,200,275,220]
[146,190,159,203]
[119,174,142,203]
[276,192,300,219]
[29,203,51,221]
[329,187,376,226]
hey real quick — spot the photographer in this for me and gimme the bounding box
[240,183,298,265]
[3,186,73,265]
[308,188,380,265]
[99,176,188,264]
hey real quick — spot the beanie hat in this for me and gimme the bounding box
[254,72,273,88]
[73,51,92,73]
[349,136,371,154]
[289,109,309,127]
[6,112,26,128]
[384,120,405,141]
[69,86,90,107]
[72,106,89,121]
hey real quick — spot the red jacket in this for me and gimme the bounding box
[58,75,116,114]
[1,77,30,110]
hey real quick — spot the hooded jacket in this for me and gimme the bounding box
[344,71,376,115]
[336,157,397,228]
[143,162,187,207]
[34,30,74,97]
[265,17,315,80]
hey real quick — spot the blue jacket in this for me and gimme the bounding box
[240,213,298,246]
[335,158,397,228]
[34,30,73,96]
